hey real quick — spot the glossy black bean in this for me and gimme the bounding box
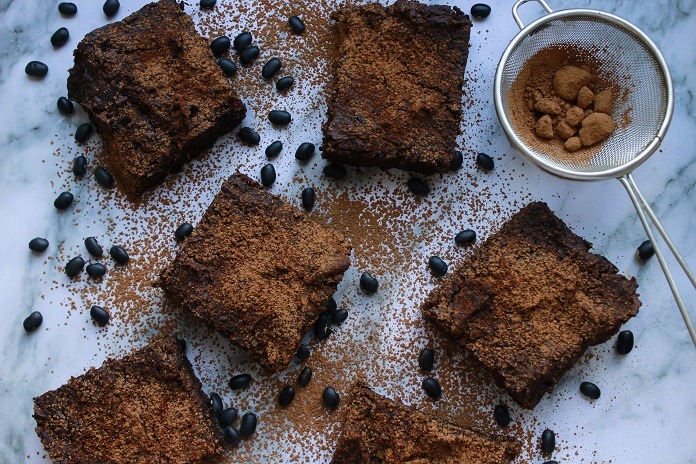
[301,187,315,209]
[222,426,241,446]
[407,177,430,196]
[238,127,260,145]
[276,76,294,91]
[636,240,654,261]
[175,222,194,241]
[314,313,332,340]
[428,256,448,276]
[327,296,337,313]
[455,229,476,244]
[239,412,257,437]
[260,164,276,187]
[51,27,69,47]
[296,344,310,360]
[418,348,435,372]
[29,237,49,253]
[54,191,74,210]
[323,386,340,408]
[217,58,237,77]
[288,16,306,34]
[65,256,85,277]
[209,392,224,415]
[239,45,260,65]
[233,32,252,52]
[109,245,129,264]
[57,97,74,115]
[25,61,48,78]
[616,330,634,355]
[72,155,87,177]
[84,237,103,257]
[323,164,346,180]
[541,429,556,454]
[278,386,296,406]
[229,374,252,390]
[421,377,442,400]
[58,2,77,15]
[580,381,601,400]
[471,3,492,18]
[94,166,114,188]
[265,140,282,158]
[295,142,315,161]
[297,366,313,387]
[494,404,511,427]
[103,0,120,17]
[360,272,378,293]
[476,152,495,171]
[450,150,464,170]
[332,308,348,325]
[542,461,559,464]
[262,57,282,79]
[90,305,110,326]
[86,263,106,278]
[218,407,238,427]
[200,0,216,8]
[268,110,291,126]
[23,311,43,332]
[75,123,93,143]
[210,36,231,56]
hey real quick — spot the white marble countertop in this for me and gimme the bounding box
[1,0,694,462]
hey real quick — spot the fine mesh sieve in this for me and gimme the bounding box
[494,0,696,346]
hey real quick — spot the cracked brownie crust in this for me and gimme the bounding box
[423,202,641,409]
[322,0,472,174]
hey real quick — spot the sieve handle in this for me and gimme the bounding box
[618,173,696,348]
[512,0,554,30]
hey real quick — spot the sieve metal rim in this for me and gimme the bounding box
[493,6,674,181]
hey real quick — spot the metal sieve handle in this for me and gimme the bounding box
[512,0,554,30]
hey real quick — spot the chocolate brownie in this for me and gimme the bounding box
[322,1,471,174]
[331,384,520,463]
[423,202,641,409]
[159,173,351,372]
[67,0,246,196]
[33,337,225,463]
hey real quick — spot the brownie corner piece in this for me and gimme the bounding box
[330,384,520,463]
[67,0,246,196]
[33,337,225,463]
[321,0,472,174]
[159,173,351,372]
[422,201,641,409]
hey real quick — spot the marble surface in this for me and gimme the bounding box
[1,0,695,462]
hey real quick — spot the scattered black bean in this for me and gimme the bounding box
[428,256,448,276]
[323,164,346,180]
[94,166,114,188]
[51,27,69,47]
[360,272,378,293]
[418,348,435,372]
[175,222,194,241]
[541,429,556,454]
[239,45,260,65]
[25,61,48,78]
[288,16,306,34]
[323,386,340,408]
[260,164,276,187]
[229,374,252,390]
[580,381,601,400]
[200,0,216,8]
[90,305,110,326]
[238,127,260,145]
[450,150,464,170]
[455,229,477,244]
[103,0,120,17]
[301,187,315,209]
[636,240,654,261]
[332,308,348,325]
[210,36,231,56]
[109,245,129,264]
[86,263,106,278]
[616,330,634,355]
[65,256,85,277]
[75,123,93,143]
[278,386,296,406]
[265,140,282,158]
[239,412,257,437]
[54,191,74,210]
[84,237,103,257]
[209,392,224,415]
[276,76,294,92]
[262,57,282,79]
[222,426,241,446]
[476,152,495,171]
[494,404,511,427]
[218,407,238,427]
[297,366,313,387]
[23,311,43,332]
[471,3,491,18]
[72,156,87,177]
[29,237,49,253]
[233,32,252,52]
[421,377,442,400]
[58,2,77,15]
[295,142,315,161]
[217,58,236,77]
[57,97,74,115]
[314,313,332,340]
[407,177,430,196]
[268,110,291,126]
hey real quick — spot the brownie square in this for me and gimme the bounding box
[159,173,352,372]
[423,202,641,409]
[67,0,246,196]
[33,337,225,464]
[331,384,520,463]
[321,0,471,174]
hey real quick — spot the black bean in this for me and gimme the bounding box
[29,237,49,253]
[360,272,378,293]
[265,141,283,158]
[23,311,43,332]
[200,0,216,8]
[57,97,74,115]
[323,164,346,180]
[301,187,315,209]
[86,263,106,278]
[209,392,224,415]
[327,296,337,313]
[25,61,48,78]
[229,374,252,390]
[323,386,340,408]
[175,222,194,241]
[75,123,93,143]
[94,166,114,188]
[210,36,231,56]
[72,156,87,177]
[222,426,241,446]
[262,57,282,79]
[239,412,257,437]
[428,256,448,276]
[314,313,332,340]
[260,164,276,187]
[218,407,238,427]
[233,32,252,52]
[103,0,120,17]
[278,386,296,406]
[407,178,430,196]
[276,76,294,92]
[616,330,634,355]
[493,404,511,427]
[421,377,442,400]
[542,461,559,464]
[450,150,464,170]
[636,240,654,261]
[288,16,306,34]
[217,58,237,77]
[471,3,492,19]
[109,245,129,264]
[51,27,69,47]
[297,366,313,387]
[90,305,110,326]
[54,191,74,210]
[295,142,315,161]
[58,2,77,15]
[541,429,556,454]
[476,152,495,171]
[238,127,260,145]
[65,256,85,277]
[332,308,348,325]
[580,381,601,400]
[239,45,260,65]
[268,110,291,126]
[418,348,435,372]
[296,344,310,360]
[84,237,103,257]
[455,229,476,244]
